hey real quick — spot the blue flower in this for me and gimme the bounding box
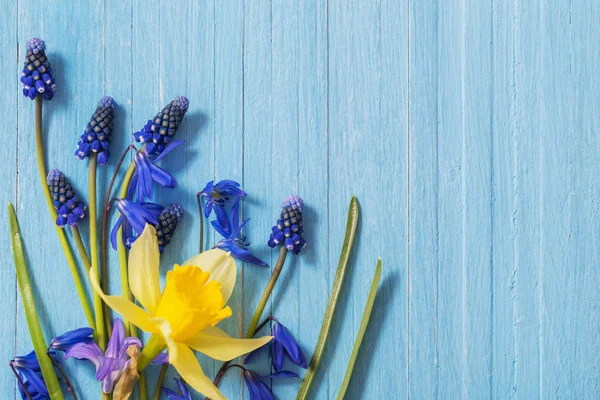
[11,351,59,400]
[199,180,246,225]
[111,200,161,250]
[12,351,43,372]
[268,195,306,255]
[161,378,192,400]
[20,38,56,100]
[242,369,298,400]
[75,96,116,165]
[245,318,307,371]
[65,318,141,394]
[46,169,87,227]
[133,96,189,156]
[155,204,183,252]
[130,140,183,202]
[212,197,267,267]
[50,327,94,352]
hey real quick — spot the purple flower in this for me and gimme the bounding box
[50,327,94,352]
[65,318,141,394]
[161,378,192,400]
[152,352,169,365]
[212,198,267,267]
[110,199,161,250]
[245,318,306,371]
[199,180,246,225]
[46,169,87,228]
[75,96,116,165]
[242,369,298,400]
[20,38,56,100]
[133,96,189,156]
[268,195,306,255]
[130,140,183,202]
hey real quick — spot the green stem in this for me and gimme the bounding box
[70,227,91,268]
[34,97,95,330]
[296,196,359,400]
[212,246,288,390]
[8,204,64,400]
[336,259,381,400]
[89,154,107,351]
[153,365,168,400]
[138,334,167,372]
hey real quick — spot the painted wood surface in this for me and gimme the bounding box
[1,0,598,399]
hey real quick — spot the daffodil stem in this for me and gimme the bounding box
[89,153,107,352]
[101,145,137,337]
[212,246,288,390]
[138,373,148,400]
[153,365,168,400]
[138,334,167,372]
[34,97,95,331]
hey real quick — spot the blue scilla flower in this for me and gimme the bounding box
[268,195,306,255]
[20,38,56,100]
[11,351,60,400]
[155,204,183,252]
[50,327,94,352]
[133,96,189,156]
[242,368,298,400]
[212,197,267,267]
[245,317,307,371]
[199,179,247,226]
[75,96,116,165]
[162,378,192,400]
[130,140,183,202]
[47,169,86,227]
[111,199,161,249]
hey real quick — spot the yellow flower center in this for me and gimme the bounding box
[156,265,232,342]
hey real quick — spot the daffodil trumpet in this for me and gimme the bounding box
[90,224,272,400]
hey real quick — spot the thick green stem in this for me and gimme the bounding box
[89,154,107,351]
[212,246,288,391]
[138,334,167,372]
[70,227,91,268]
[34,97,95,330]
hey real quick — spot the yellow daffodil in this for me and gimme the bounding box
[90,224,272,400]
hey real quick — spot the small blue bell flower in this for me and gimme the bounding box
[199,180,247,225]
[75,96,116,165]
[11,351,60,400]
[242,369,298,400]
[268,195,307,254]
[130,140,183,202]
[161,378,192,400]
[50,327,94,352]
[155,203,183,252]
[111,200,161,250]
[21,38,56,100]
[133,96,189,156]
[46,169,86,227]
[212,198,267,267]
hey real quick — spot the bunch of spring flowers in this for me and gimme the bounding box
[9,38,381,400]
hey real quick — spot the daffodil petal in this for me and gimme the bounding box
[167,339,226,400]
[89,268,157,333]
[182,249,236,302]
[185,325,273,362]
[128,224,162,314]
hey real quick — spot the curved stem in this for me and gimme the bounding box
[153,364,168,400]
[47,350,77,400]
[34,97,95,331]
[100,145,137,337]
[212,246,288,391]
[89,154,107,351]
[70,227,91,268]
[10,362,33,400]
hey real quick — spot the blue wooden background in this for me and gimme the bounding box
[1,0,599,399]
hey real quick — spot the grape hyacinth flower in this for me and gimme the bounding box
[130,140,183,202]
[111,199,161,249]
[47,169,86,227]
[212,198,267,267]
[75,96,116,165]
[20,38,56,100]
[133,96,189,156]
[242,368,298,400]
[162,378,192,400]
[199,179,247,226]
[155,203,183,252]
[245,317,307,371]
[65,318,141,394]
[268,195,307,255]
[49,327,94,352]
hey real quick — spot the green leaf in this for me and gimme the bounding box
[336,259,382,400]
[296,196,359,400]
[8,203,64,400]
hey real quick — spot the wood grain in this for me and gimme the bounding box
[1,0,598,399]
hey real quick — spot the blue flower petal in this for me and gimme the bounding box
[273,321,307,368]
